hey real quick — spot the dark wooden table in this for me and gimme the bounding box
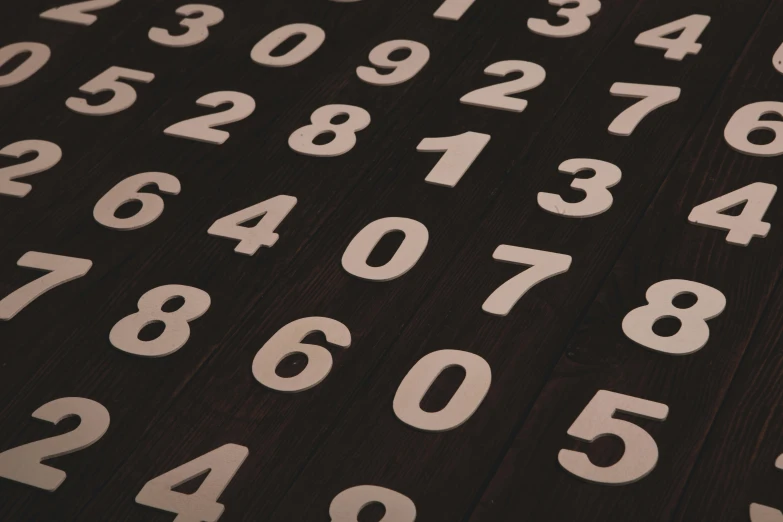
[2,0,783,520]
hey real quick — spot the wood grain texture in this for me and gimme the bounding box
[0,0,780,520]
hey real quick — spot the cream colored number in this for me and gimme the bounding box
[528,0,601,38]
[688,182,776,246]
[342,217,428,281]
[433,0,476,20]
[252,317,351,392]
[136,444,248,522]
[66,66,154,115]
[110,285,211,357]
[149,4,224,47]
[622,279,726,355]
[94,172,181,230]
[40,0,120,25]
[251,23,325,67]
[394,349,491,432]
[775,43,783,75]
[635,15,710,61]
[460,60,545,113]
[0,139,62,197]
[357,40,430,86]
[330,485,416,521]
[289,104,371,157]
[608,83,681,136]
[750,454,783,521]
[537,158,621,218]
[482,245,571,316]
[0,397,110,491]
[208,195,296,255]
[164,91,256,145]
[0,252,92,321]
[417,131,490,187]
[0,42,51,87]
[724,102,783,157]
[559,390,668,485]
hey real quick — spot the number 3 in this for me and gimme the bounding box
[528,0,601,38]
[148,4,224,47]
[537,158,621,218]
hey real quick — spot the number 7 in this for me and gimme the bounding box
[608,82,681,136]
[0,252,92,321]
[482,245,571,316]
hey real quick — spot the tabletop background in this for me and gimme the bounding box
[2,0,783,520]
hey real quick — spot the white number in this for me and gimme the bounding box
[0,397,109,491]
[357,40,430,86]
[528,0,601,38]
[724,102,783,157]
[460,60,545,113]
[149,4,224,47]
[417,131,490,187]
[40,0,120,25]
[93,172,181,230]
[288,104,371,157]
[252,317,351,393]
[136,444,248,522]
[774,43,783,75]
[433,0,476,20]
[250,23,325,67]
[109,285,211,357]
[164,91,256,145]
[0,139,62,198]
[537,158,621,218]
[688,182,776,246]
[207,195,296,255]
[750,454,783,521]
[559,390,668,485]
[342,217,428,281]
[66,66,154,116]
[622,279,726,355]
[330,485,416,521]
[608,82,680,136]
[394,349,491,432]
[0,252,92,321]
[482,245,571,316]
[0,42,50,87]
[635,14,710,61]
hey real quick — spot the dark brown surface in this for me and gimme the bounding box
[1,0,782,520]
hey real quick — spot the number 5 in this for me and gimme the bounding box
[608,82,680,136]
[66,66,154,116]
[482,245,571,316]
[559,390,669,485]
[750,454,783,521]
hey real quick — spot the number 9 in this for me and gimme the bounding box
[356,40,430,86]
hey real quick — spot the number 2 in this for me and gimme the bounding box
[460,60,545,113]
[0,397,110,491]
[0,139,62,198]
[40,0,121,26]
[164,91,256,145]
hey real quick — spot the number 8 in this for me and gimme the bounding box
[110,285,211,357]
[622,279,726,355]
[288,104,371,157]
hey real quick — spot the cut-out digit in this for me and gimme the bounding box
[208,195,296,255]
[164,91,256,145]
[460,60,545,113]
[688,182,776,246]
[635,14,710,61]
[0,42,51,87]
[537,158,621,218]
[0,140,62,198]
[608,83,680,136]
[149,4,224,47]
[93,172,181,230]
[66,66,154,116]
[724,102,783,157]
[528,0,601,38]
[330,485,416,521]
[40,0,120,25]
[289,104,371,157]
[357,40,430,86]
[342,217,428,281]
[417,131,490,187]
[251,23,325,67]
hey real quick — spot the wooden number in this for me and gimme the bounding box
[0,252,92,321]
[110,285,211,357]
[149,4,224,47]
[136,444,248,522]
[342,217,428,281]
[750,454,783,521]
[252,317,351,392]
[528,0,601,38]
[40,0,120,25]
[482,245,571,316]
[622,279,726,355]
[460,60,545,113]
[417,131,490,187]
[688,182,776,246]
[357,40,430,86]
[0,42,51,87]
[289,104,371,157]
[0,397,110,491]
[66,66,154,116]
[537,158,621,218]
[330,485,416,521]
[251,23,325,67]
[608,83,680,136]
[208,195,296,255]
[433,0,476,20]
[635,14,710,61]
[0,140,62,198]
[164,91,256,145]
[393,349,491,432]
[94,172,181,230]
[724,102,783,157]
[559,390,668,485]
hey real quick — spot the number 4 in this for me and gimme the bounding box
[208,195,297,256]
[136,444,248,522]
[635,14,711,61]
[482,245,571,316]
[688,182,777,246]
